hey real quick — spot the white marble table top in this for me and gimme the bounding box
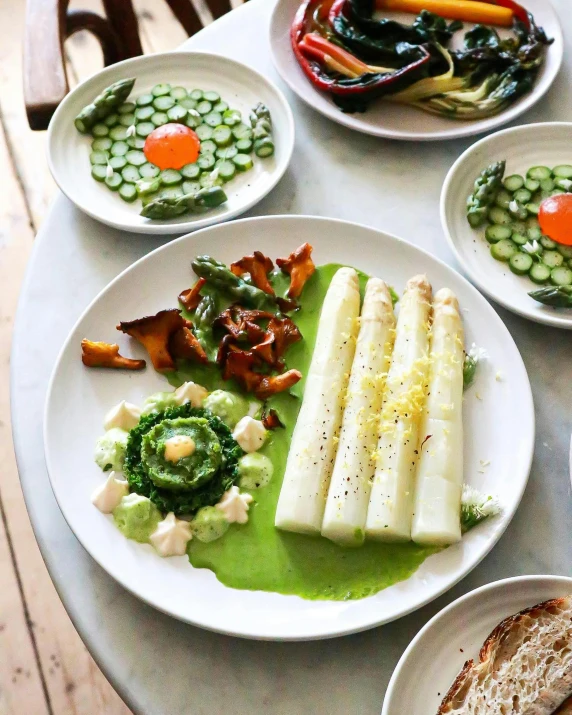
[11,1,572,712]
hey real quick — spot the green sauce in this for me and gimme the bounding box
[170,264,439,601]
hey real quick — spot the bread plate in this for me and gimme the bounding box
[382,574,572,715]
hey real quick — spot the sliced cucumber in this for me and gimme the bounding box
[223,109,241,126]
[92,123,109,137]
[525,202,540,216]
[503,174,524,192]
[490,239,518,262]
[126,136,146,149]
[550,265,572,286]
[89,151,108,165]
[201,112,221,128]
[197,154,216,171]
[488,206,512,226]
[119,183,138,202]
[152,83,172,97]
[526,216,540,230]
[232,122,253,141]
[159,186,184,200]
[551,188,566,196]
[195,124,213,141]
[105,172,123,190]
[185,113,201,129]
[136,122,155,138]
[529,262,551,284]
[91,165,107,182]
[554,177,572,191]
[513,188,532,204]
[179,97,197,110]
[181,163,201,179]
[216,145,237,160]
[151,112,169,127]
[527,226,542,241]
[153,95,175,111]
[509,252,533,275]
[109,125,128,141]
[110,141,129,157]
[136,94,154,107]
[552,165,572,179]
[254,137,274,158]
[109,156,127,170]
[213,125,232,147]
[104,113,119,127]
[139,163,160,179]
[91,137,112,152]
[190,89,204,101]
[524,178,540,192]
[200,140,217,155]
[196,100,213,115]
[167,105,187,123]
[557,244,572,259]
[136,178,160,196]
[135,105,155,121]
[118,102,136,114]
[494,189,512,209]
[203,90,220,103]
[508,200,527,221]
[119,113,136,127]
[235,138,253,153]
[540,177,555,192]
[511,232,528,246]
[160,169,183,186]
[199,172,222,188]
[217,160,236,182]
[121,165,140,183]
[540,235,557,250]
[527,166,552,181]
[213,101,228,113]
[511,220,527,235]
[233,153,253,172]
[182,180,201,195]
[542,250,564,268]
[170,86,188,101]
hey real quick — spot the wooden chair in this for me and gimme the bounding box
[23,0,233,130]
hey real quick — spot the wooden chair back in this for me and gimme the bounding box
[23,0,233,130]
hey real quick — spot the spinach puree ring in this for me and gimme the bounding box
[124,404,243,516]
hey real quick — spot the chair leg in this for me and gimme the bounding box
[101,0,143,59]
[66,10,123,66]
[163,0,204,35]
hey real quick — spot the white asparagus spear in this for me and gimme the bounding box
[274,267,360,535]
[365,275,432,542]
[411,288,464,545]
[321,278,396,546]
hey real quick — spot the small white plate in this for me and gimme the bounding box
[441,122,572,329]
[47,52,294,235]
[382,574,572,715]
[44,215,534,640]
[269,0,562,141]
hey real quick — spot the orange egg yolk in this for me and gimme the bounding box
[538,194,572,246]
[143,123,200,170]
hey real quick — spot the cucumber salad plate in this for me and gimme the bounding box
[44,216,534,640]
[47,52,294,235]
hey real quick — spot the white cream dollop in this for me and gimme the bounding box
[164,435,196,462]
[216,486,253,524]
[173,381,208,408]
[91,472,129,513]
[149,512,192,557]
[232,416,267,453]
[104,400,141,431]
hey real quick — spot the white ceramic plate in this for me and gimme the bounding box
[47,52,294,235]
[44,216,534,640]
[269,0,562,141]
[382,575,572,715]
[441,122,572,329]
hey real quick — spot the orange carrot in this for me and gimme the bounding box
[375,0,514,27]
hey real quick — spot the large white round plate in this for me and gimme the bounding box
[269,0,562,141]
[382,575,572,715]
[44,216,534,640]
[441,122,572,329]
[47,52,294,235]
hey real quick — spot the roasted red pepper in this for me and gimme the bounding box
[291,0,430,97]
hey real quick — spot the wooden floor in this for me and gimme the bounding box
[0,1,218,712]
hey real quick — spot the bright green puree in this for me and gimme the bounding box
[171,264,439,601]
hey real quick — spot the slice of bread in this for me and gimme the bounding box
[438,596,572,714]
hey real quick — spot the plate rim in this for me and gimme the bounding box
[268,0,563,142]
[43,214,535,640]
[440,121,572,330]
[381,574,572,714]
[46,50,295,235]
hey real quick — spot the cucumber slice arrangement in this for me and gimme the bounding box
[467,162,572,293]
[75,79,277,217]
